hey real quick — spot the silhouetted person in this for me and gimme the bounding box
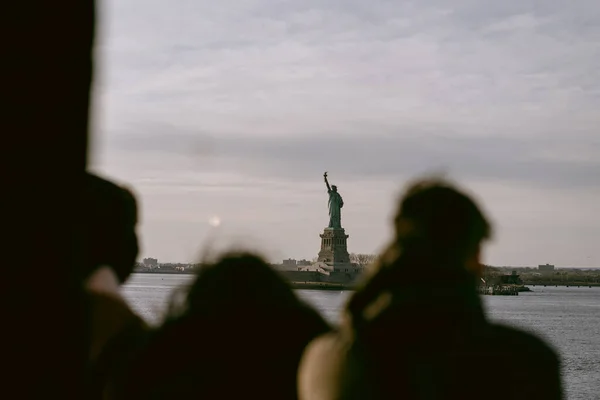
[81,173,147,399]
[118,252,331,400]
[5,2,95,397]
[299,178,563,400]
[82,173,139,283]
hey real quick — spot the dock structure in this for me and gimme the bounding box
[478,274,524,296]
[478,284,520,296]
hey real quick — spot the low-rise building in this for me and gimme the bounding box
[143,257,158,268]
[282,258,297,267]
[539,264,555,275]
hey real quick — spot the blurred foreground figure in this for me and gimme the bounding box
[82,173,140,284]
[119,252,330,400]
[299,178,563,400]
[82,173,147,399]
[4,1,94,397]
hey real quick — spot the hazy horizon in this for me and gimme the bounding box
[90,0,599,268]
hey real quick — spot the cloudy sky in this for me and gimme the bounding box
[90,0,599,267]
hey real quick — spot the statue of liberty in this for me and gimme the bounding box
[323,172,344,228]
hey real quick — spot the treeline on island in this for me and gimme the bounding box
[483,266,600,285]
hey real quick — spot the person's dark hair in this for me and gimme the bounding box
[392,177,491,264]
[172,252,304,318]
[347,177,492,324]
[82,173,139,284]
[120,252,330,400]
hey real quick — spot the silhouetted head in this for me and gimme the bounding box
[331,185,338,192]
[347,177,492,324]
[82,173,139,284]
[123,252,330,400]
[181,252,303,317]
[390,177,491,275]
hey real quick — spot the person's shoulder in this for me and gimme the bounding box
[298,330,357,400]
[301,330,353,372]
[481,323,564,398]
[295,304,332,332]
[487,322,560,363]
[305,330,343,354]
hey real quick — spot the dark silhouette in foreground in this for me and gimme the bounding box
[5,2,95,397]
[118,252,331,400]
[82,173,140,283]
[81,173,147,399]
[299,178,563,400]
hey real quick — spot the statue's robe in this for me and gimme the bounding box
[328,190,344,228]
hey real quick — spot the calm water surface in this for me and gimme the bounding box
[122,273,600,399]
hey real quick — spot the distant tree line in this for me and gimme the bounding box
[483,266,600,284]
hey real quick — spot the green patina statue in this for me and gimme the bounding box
[323,172,344,229]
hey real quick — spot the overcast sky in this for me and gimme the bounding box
[90,0,599,267]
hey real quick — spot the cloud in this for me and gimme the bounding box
[95,0,600,153]
[106,125,600,190]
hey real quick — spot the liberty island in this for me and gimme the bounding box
[276,172,363,289]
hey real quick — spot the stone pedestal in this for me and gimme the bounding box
[317,227,350,268]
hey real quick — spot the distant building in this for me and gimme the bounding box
[143,257,158,268]
[538,264,555,275]
[297,259,311,266]
[282,259,297,267]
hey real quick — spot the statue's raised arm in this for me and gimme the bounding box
[324,171,331,191]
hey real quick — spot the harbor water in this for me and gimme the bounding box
[122,273,600,399]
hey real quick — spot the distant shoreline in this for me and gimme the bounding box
[133,271,355,289]
[134,270,196,275]
[290,282,355,291]
[526,282,600,287]
[133,271,600,288]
